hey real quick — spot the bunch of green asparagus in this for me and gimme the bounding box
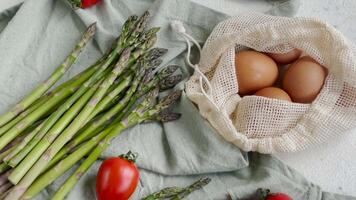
[0,11,182,200]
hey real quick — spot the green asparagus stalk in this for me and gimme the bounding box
[0,169,11,186]
[8,77,104,184]
[0,126,39,162]
[142,178,211,200]
[22,126,113,200]
[0,182,12,194]
[0,123,38,160]
[86,73,133,121]
[49,91,181,200]
[0,100,42,137]
[0,23,96,128]
[169,178,211,200]
[142,187,185,200]
[0,163,10,174]
[0,187,12,200]
[0,146,16,161]
[2,121,45,165]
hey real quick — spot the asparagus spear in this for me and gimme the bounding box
[170,178,211,200]
[0,120,43,159]
[49,91,181,200]
[0,182,12,193]
[0,163,10,174]
[0,23,96,128]
[142,178,211,200]
[86,73,133,121]
[0,146,16,161]
[0,170,11,186]
[2,121,45,165]
[0,100,42,137]
[143,187,185,200]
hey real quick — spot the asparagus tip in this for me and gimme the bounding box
[87,22,97,35]
[158,90,182,108]
[199,177,211,186]
[147,27,161,35]
[145,48,168,61]
[158,65,180,79]
[129,15,139,21]
[156,112,181,122]
[151,59,163,68]
[159,74,183,90]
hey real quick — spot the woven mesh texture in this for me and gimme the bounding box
[185,13,356,153]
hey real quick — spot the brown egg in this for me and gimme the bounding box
[254,87,292,102]
[282,56,327,103]
[268,49,302,64]
[235,50,278,95]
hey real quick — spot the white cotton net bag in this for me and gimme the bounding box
[184,13,356,153]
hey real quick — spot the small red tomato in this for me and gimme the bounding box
[81,0,102,8]
[96,151,139,200]
[265,193,293,200]
[258,189,293,200]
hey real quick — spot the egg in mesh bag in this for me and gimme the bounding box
[185,13,356,153]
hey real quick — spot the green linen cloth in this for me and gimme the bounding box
[0,0,354,199]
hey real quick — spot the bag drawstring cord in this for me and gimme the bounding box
[170,20,218,109]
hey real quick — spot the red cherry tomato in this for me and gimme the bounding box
[81,0,102,8]
[96,152,139,200]
[258,189,293,200]
[265,193,293,200]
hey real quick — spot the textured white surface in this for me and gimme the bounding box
[0,0,23,10]
[0,0,355,197]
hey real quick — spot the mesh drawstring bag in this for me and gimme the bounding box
[184,13,356,153]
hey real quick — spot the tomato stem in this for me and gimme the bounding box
[257,188,270,200]
[66,0,82,9]
[119,151,138,163]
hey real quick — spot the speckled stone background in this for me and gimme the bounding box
[0,0,355,197]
